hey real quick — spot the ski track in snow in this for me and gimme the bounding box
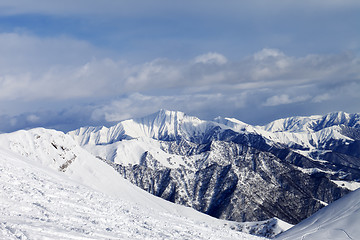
[0,148,264,240]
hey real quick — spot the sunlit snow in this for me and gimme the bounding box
[0,129,265,240]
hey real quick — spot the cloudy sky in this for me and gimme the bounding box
[0,0,359,132]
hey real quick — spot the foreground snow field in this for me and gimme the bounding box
[0,131,265,240]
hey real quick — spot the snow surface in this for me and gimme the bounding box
[70,110,359,159]
[276,188,360,240]
[332,180,360,191]
[217,116,353,151]
[0,128,265,240]
[81,137,191,169]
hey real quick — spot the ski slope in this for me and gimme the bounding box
[0,129,265,240]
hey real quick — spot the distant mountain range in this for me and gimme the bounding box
[1,110,360,238]
[68,110,360,225]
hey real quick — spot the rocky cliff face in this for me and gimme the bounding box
[102,137,347,225]
[69,110,360,225]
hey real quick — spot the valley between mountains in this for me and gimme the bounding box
[1,110,360,239]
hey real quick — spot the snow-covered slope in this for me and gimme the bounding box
[215,111,360,181]
[276,188,360,240]
[0,128,162,206]
[261,115,321,133]
[260,111,360,133]
[72,110,359,170]
[216,112,360,150]
[0,129,266,240]
[69,109,226,171]
[71,110,360,154]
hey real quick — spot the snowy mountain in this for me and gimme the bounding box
[69,110,360,227]
[216,112,360,151]
[276,188,360,240]
[218,111,360,181]
[71,109,220,145]
[2,110,359,238]
[0,128,269,239]
[260,111,360,132]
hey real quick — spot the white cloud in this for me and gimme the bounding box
[0,31,359,103]
[26,114,40,123]
[263,94,311,106]
[0,0,359,133]
[0,32,103,74]
[312,93,331,103]
[91,92,247,123]
[253,48,285,61]
[251,48,294,80]
[194,52,228,65]
[0,34,359,132]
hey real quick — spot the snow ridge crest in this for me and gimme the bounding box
[69,110,360,147]
[69,109,217,145]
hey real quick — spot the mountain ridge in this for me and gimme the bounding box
[2,110,360,238]
[68,110,360,226]
[70,110,360,146]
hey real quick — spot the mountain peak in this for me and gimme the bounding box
[314,111,360,131]
[144,109,187,124]
[260,111,360,133]
[262,115,321,133]
[69,110,217,145]
[324,111,350,121]
[213,116,253,132]
[157,109,185,116]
